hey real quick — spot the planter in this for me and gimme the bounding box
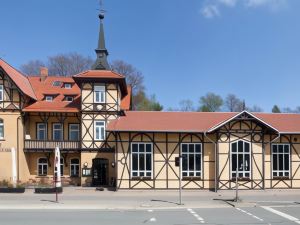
[0,187,25,193]
[34,187,63,194]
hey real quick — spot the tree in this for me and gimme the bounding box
[225,94,243,112]
[48,53,93,76]
[111,60,144,96]
[198,92,223,112]
[247,105,263,112]
[272,105,281,113]
[134,92,163,111]
[20,60,45,75]
[20,52,93,76]
[179,99,195,111]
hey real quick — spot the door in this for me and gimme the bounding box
[92,158,108,186]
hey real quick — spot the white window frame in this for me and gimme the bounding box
[230,140,251,179]
[64,83,72,89]
[37,123,47,140]
[131,143,153,178]
[94,120,105,141]
[70,158,80,177]
[45,96,53,102]
[272,144,290,178]
[0,85,3,101]
[0,119,4,139]
[69,124,79,141]
[53,123,63,141]
[37,158,48,176]
[181,143,202,178]
[94,84,105,103]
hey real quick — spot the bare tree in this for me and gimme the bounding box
[225,94,243,112]
[110,60,144,95]
[247,105,263,112]
[20,52,93,76]
[48,53,93,76]
[179,99,195,111]
[20,60,45,75]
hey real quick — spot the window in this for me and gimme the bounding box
[64,83,72,89]
[0,85,3,101]
[94,85,105,103]
[131,143,152,178]
[0,119,4,139]
[231,140,251,178]
[69,124,79,141]
[37,123,47,140]
[272,144,290,178]
[45,96,53,102]
[38,158,48,176]
[52,81,62,87]
[70,158,80,177]
[65,96,74,102]
[181,143,202,177]
[53,123,63,141]
[94,121,105,141]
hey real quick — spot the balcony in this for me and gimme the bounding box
[24,140,80,152]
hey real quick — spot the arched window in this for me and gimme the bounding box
[231,140,251,178]
[37,158,48,176]
[70,158,80,177]
[0,119,4,139]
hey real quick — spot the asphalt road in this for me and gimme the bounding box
[1,204,300,225]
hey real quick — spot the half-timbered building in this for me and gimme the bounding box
[0,14,300,190]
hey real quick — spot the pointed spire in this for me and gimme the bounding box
[92,13,110,70]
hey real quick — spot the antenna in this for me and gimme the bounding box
[98,0,107,15]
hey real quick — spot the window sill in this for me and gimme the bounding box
[35,176,49,178]
[131,177,152,181]
[273,176,290,180]
[182,177,202,181]
[0,139,5,141]
[231,178,251,182]
[70,176,80,178]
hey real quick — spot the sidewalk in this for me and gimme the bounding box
[0,188,299,210]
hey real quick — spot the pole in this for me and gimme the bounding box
[235,167,239,202]
[179,155,182,205]
[54,147,61,203]
[55,173,58,202]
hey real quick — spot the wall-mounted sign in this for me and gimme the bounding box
[82,168,92,177]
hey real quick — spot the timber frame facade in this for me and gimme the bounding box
[1,13,300,191]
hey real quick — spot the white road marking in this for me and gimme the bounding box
[147,209,153,212]
[262,206,300,224]
[187,208,205,223]
[149,217,156,222]
[236,208,264,222]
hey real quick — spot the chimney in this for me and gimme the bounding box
[40,67,48,82]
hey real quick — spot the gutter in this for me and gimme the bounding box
[204,132,218,193]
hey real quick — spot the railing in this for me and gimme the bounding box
[24,140,80,150]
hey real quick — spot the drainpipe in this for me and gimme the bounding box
[16,115,22,182]
[204,132,217,193]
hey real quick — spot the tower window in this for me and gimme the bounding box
[94,85,105,103]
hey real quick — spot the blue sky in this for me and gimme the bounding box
[0,0,299,111]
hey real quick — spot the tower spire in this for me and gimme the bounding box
[92,3,110,70]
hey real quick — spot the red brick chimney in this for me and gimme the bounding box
[40,67,48,82]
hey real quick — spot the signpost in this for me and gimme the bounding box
[175,156,183,205]
[54,147,61,202]
[11,148,17,188]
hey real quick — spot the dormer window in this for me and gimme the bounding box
[45,96,54,102]
[94,85,105,103]
[64,83,72,89]
[65,96,74,102]
[52,81,62,87]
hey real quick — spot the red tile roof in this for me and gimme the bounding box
[0,59,37,100]
[120,86,132,110]
[23,76,81,112]
[107,111,300,134]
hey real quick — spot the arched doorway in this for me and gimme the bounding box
[92,158,109,186]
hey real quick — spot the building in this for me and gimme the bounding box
[0,14,300,190]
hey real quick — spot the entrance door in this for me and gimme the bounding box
[92,158,108,186]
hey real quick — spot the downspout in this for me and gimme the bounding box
[17,115,22,182]
[204,132,217,193]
